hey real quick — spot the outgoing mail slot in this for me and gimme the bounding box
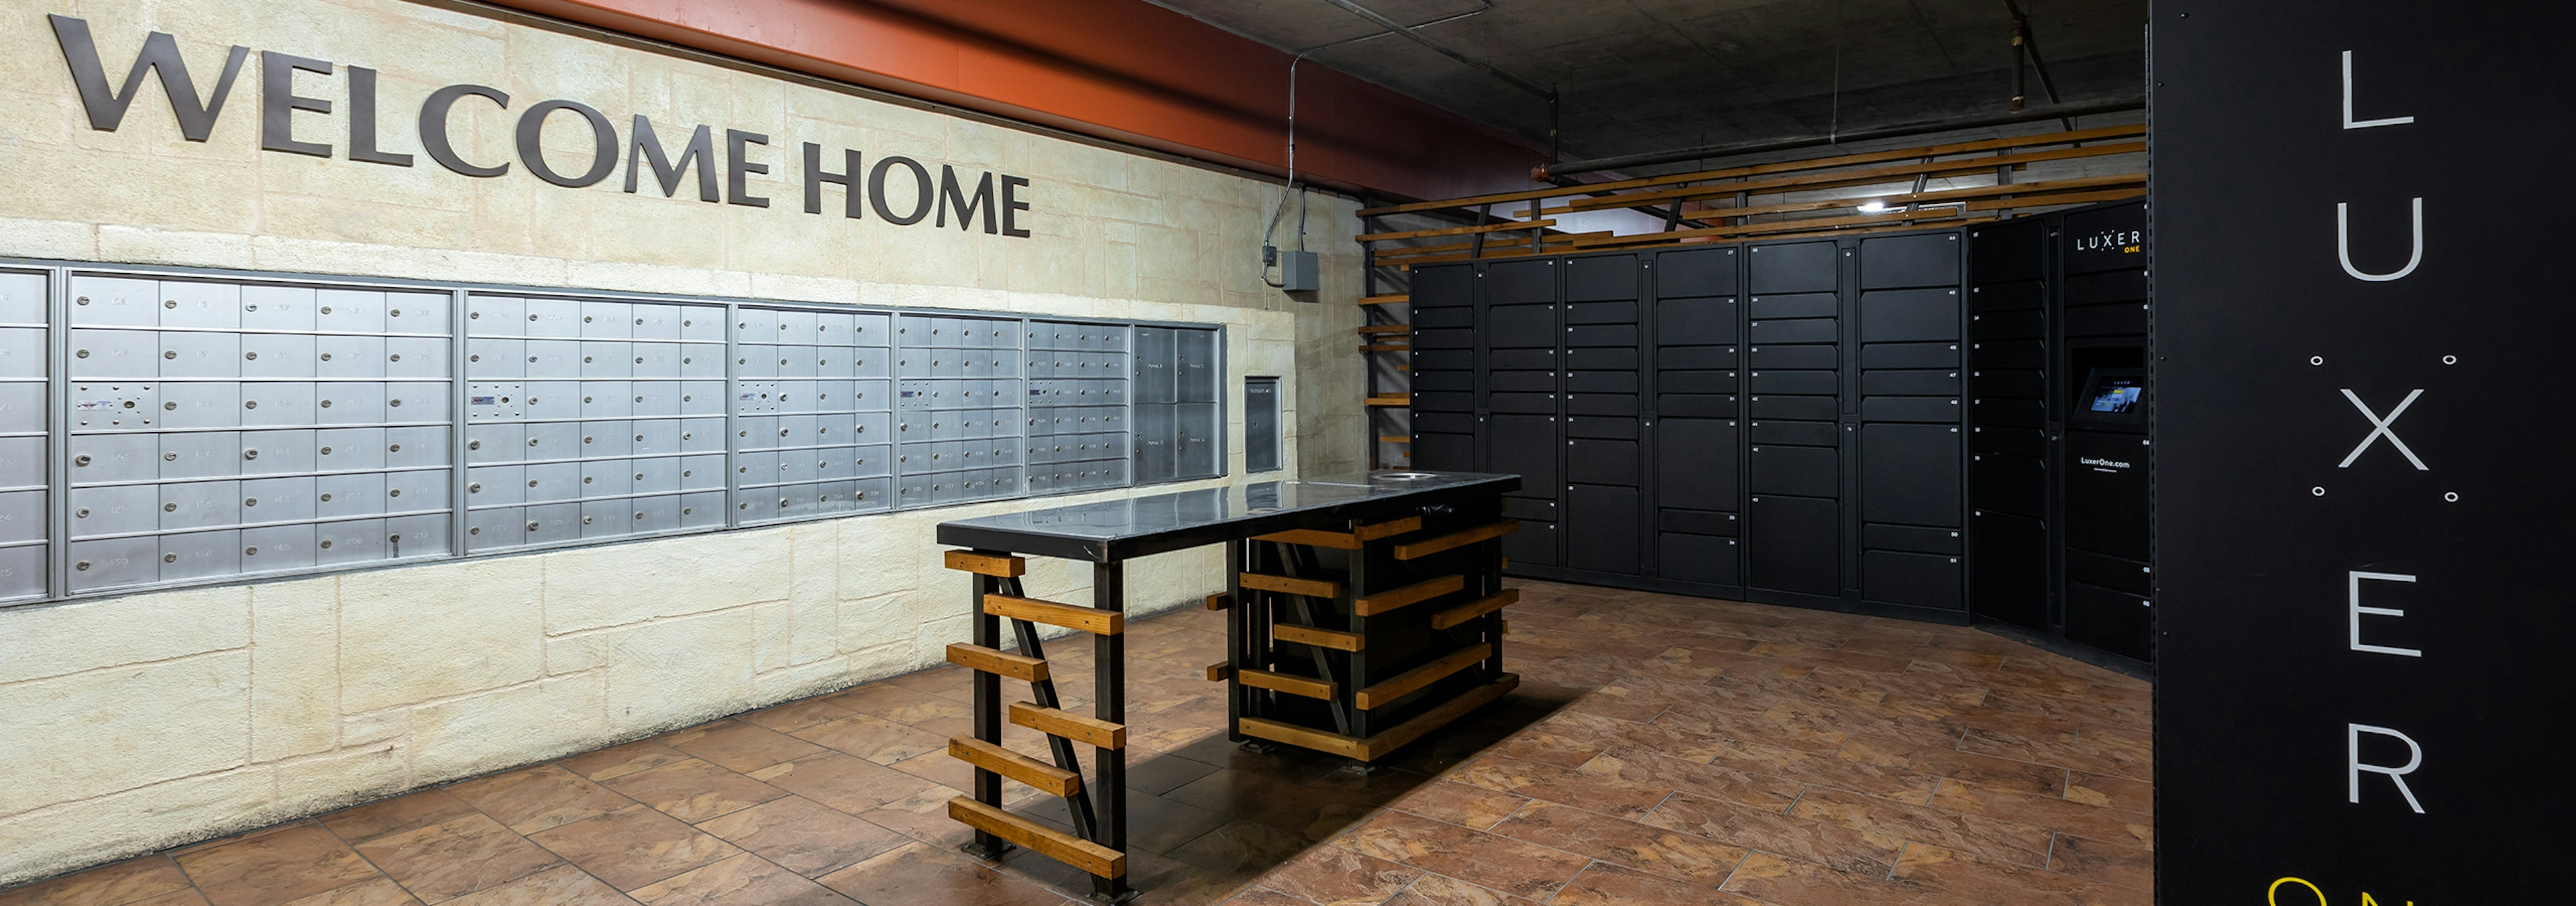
[580,381,633,418]
[242,523,317,570]
[633,419,681,455]
[240,285,319,332]
[71,328,159,379]
[70,276,160,327]
[523,461,580,503]
[632,343,680,379]
[385,291,447,332]
[468,465,525,505]
[631,303,682,340]
[582,421,633,458]
[579,341,631,379]
[242,476,318,523]
[160,480,241,531]
[71,484,158,537]
[468,338,523,378]
[581,460,632,497]
[69,536,158,591]
[160,530,241,581]
[161,382,240,430]
[633,456,682,494]
[524,340,581,379]
[384,426,446,468]
[465,422,521,464]
[315,473,383,519]
[385,337,447,379]
[523,503,580,544]
[523,381,581,420]
[524,298,582,338]
[680,343,724,379]
[160,431,241,480]
[384,384,449,423]
[238,382,317,427]
[315,382,388,425]
[239,429,317,475]
[525,422,584,460]
[160,332,241,379]
[70,433,160,484]
[314,517,386,566]
[315,336,386,379]
[382,470,447,513]
[466,507,525,551]
[313,289,387,334]
[385,513,449,558]
[681,454,724,490]
[580,300,633,339]
[243,334,317,379]
[317,426,388,470]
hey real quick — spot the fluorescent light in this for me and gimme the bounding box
[1856,200,1891,213]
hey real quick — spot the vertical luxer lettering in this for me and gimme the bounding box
[726,130,771,208]
[258,51,333,157]
[2342,50,2416,130]
[48,14,249,141]
[803,144,862,217]
[2336,199,2424,282]
[2347,571,2421,657]
[347,66,413,166]
[2348,724,2427,813]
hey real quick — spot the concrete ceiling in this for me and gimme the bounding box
[1145,0,2147,168]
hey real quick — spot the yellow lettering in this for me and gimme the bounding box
[2272,877,2327,906]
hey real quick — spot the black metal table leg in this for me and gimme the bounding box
[961,548,1011,860]
[1090,560,1134,903]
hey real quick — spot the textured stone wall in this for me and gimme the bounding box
[0,0,1366,885]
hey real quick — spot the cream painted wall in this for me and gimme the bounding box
[0,0,1368,885]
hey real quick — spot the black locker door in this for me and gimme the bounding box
[1965,215,2055,629]
[1481,258,1561,568]
[1561,254,1645,578]
[1649,246,1742,590]
[1853,232,1966,612]
[1409,264,1477,470]
[1743,240,1841,599]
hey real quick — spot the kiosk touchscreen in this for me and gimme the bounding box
[2072,367,2148,427]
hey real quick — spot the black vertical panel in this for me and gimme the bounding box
[1747,241,1837,293]
[1655,419,1737,510]
[1656,246,1737,297]
[1481,258,1561,574]
[1859,232,1963,289]
[1565,484,1639,574]
[1970,510,2048,631]
[1859,423,1962,526]
[1742,240,1841,600]
[1966,217,2053,631]
[1747,495,1836,595]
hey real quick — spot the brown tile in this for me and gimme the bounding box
[273,878,417,905]
[1651,699,1848,754]
[1957,727,2149,781]
[627,853,851,905]
[0,855,193,906]
[1214,888,1307,906]
[1334,810,1590,901]
[692,797,909,878]
[447,765,635,834]
[1892,842,2151,905]
[527,805,741,892]
[1126,752,1224,796]
[1832,736,2061,801]
[598,759,788,823]
[790,714,951,766]
[742,699,859,734]
[883,666,974,703]
[1482,728,1609,768]
[121,891,212,906]
[2064,773,2154,814]
[661,722,826,774]
[1163,819,1314,876]
[1246,845,1421,906]
[1551,862,1766,905]
[1719,850,1978,906]
[1487,801,1747,886]
[318,791,482,846]
[174,825,382,906]
[438,866,633,906]
[1788,787,2054,867]
[1925,778,2154,850]
[1166,768,1378,841]
[824,684,974,727]
[753,752,943,816]
[1385,780,1531,831]
[557,742,692,784]
[1381,873,1539,906]
[853,787,977,850]
[1637,792,1898,876]
[1446,754,1674,820]
[355,813,560,902]
[1574,748,1806,813]
[813,843,1069,906]
[2047,834,2154,891]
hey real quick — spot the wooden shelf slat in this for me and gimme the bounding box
[945,643,1049,682]
[1203,593,1232,611]
[947,797,1125,878]
[1009,702,1126,750]
[1358,344,1411,353]
[983,593,1122,636]
[1377,435,1413,443]
[1354,574,1465,616]
[1364,394,1411,407]
[1392,520,1521,560]
[1358,293,1410,305]
[1274,622,1366,652]
[949,736,1080,797]
[1354,516,1425,540]
[1356,643,1495,709]
[1432,589,1518,630]
[944,550,1025,577]
[1239,674,1519,760]
[1205,662,1232,681]
[1237,668,1336,700]
[1356,324,1412,335]
[1239,572,1342,599]
[1356,218,1557,242]
[1251,528,1362,550]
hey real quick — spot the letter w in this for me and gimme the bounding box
[50,15,248,142]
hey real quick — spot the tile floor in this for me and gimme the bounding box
[0,580,2154,905]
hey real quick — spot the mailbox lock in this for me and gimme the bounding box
[468,527,480,536]
[244,449,258,460]
[246,352,258,360]
[683,507,694,515]
[320,352,332,361]
[164,350,176,360]
[163,503,177,512]
[469,354,480,362]
[74,455,91,466]
[465,441,478,450]
[469,483,482,493]
[319,493,333,501]
[319,306,333,315]
[388,489,400,497]
[76,297,89,305]
[389,399,400,407]
[245,498,258,507]
[389,354,400,362]
[633,395,643,403]
[162,401,174,411]
[469,311,478,319]
[245,546,258,555]
[75,350,88,358]
[634,434,645,442]
[526,521,540,531]
[319,446,333,455]
[163,452,177,462]
[388,309,400,317]
[75,508,89,517]
[319,540,333,548]
[527,480,537,487]
[582,515,594,524]
[583,315,594,323]
[320,399,332,408]
[584,396,594,403]
[583,356,594,363]
[583,476,594,484]
[633,511,644,521]
[527,438,539,446]
[245,401,256,409]
[634,357,644,364]
[583,436,595,444]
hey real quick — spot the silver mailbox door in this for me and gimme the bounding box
[72,329,159,379]
[467,507,525,550]
[0,489,44,544]
[633,382,682,417]
[71,433,159,483]
[313,289,387,334]
[317,427,388,470]
[466,295,522,331]
[680,307,725,341]
[580,421,632,458]
[315,517,386,565]
[580,499,627,538]
[0,328,44,382]
[243,523,317,571]
[239,382,317,427]
[385,514,449,558]
[468,465,525,505]
[466,422,522,464]
[70,276,160,326]
[580,460,631,499]
[161,332,241,379]
[160,479,241,531]
[315,382,387,425]
[315,336,386,379]
[469,338,524,378]
[851,477,891,511]
[242,476,317,523]
[242,285,319,331]
[682,454,724,490]
[168,281,246,328]
[681,344,725,379]
[161,382,238,430]
[632,304,682,340]
[242,334,317,379]
[383,470,447,513]
[160,530,241,581]
[682,491,725,527]
[385,426,446,468]
[385,338,447,379]
[580,382,633,419]
[680,417,722,453]
[633,456,681,494]
[736,345,779,379]
[525,340,581,379]
[681,381,724,415]
[580,301,633,339]
[69,536,158,591]
[315,472,385,519]
[580,342,631,379]
[386,292,447,332]
[524,503,580,545]
[523,462,580,503]
[0,273,46,323]
[633,419,681,456]
[633,495,681,533]
[524,298,582,338]
[523,381,580,420]
[384,385,448,423]
[160,431,239,480]
[523,421,580,460]
[239,429,317,475]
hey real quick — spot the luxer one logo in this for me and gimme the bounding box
[2074,229,2143,254]
[42,15,1036,237]
[2078,456,2131,470]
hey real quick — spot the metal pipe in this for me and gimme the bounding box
[1532,95,2143,179]
[2002,0,2070,127]
[1317,0,1556,101]
[1297,0,1493,54]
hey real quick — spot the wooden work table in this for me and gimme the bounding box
[931,470,1519,901]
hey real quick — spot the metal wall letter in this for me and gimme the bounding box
[2341,50,2416,130]
[419,85,511,177]
[2347,570,2422,657]
[347,66,413,166]
[2337,199,2424,282]
[49,15,248,142]
[258,52,333,158]
[2348,723,2427,813]
[2337,388,2428,470]
[517,100,618,188]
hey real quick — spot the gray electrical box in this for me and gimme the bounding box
[1279,250,1319,293]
